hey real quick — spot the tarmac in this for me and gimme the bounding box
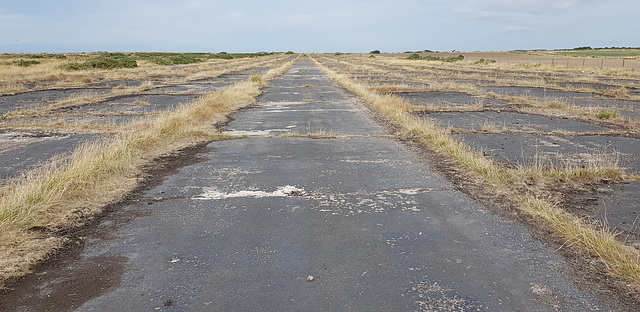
[50,58,620,311]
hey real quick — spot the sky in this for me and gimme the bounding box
[1,0,638,53]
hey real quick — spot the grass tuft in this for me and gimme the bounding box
[597,111,618,119]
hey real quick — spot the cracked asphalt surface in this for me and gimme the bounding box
[10,58,622,311]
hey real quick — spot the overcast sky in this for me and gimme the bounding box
[1,0,638,53]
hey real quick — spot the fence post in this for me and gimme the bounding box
[623,59,626,68]
[601,58,604,69]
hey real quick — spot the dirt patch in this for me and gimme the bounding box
[0,142,212,311]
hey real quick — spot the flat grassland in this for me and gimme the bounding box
[391,49,640,70]
[1,51,640,299]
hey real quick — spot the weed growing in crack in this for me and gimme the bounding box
[597,111,618,119]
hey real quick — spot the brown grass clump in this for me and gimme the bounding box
[0,59,70,85]
[370,83,420,93]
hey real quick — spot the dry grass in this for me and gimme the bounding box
[370,83,421,93]
[312,55,640,289]
[350,53,640,102]
[1,55,292,124]
[517,149,627,184]
[0,121,121,135]
[1,83,156,119]
[0,58,294,286]
[0,59,70,85]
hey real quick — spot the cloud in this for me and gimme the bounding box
[1,0,638,53]
[454,0,585,32]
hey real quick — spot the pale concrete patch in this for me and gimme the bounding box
[196,185,306,200]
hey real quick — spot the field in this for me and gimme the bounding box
[1,51,640,307]
[390,49,640,70]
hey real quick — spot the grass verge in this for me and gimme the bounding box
[311,55,640,290]
[0,59,294,286]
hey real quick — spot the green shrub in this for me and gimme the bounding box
[24,53,66,59]
[369,50,381,54]
[285,51,294,54]
[15,59,40,67]
[63,54,137,70]
[406,53,463,62]
[444,54,465,62]
[596,111,617,119]
[474,58,496,65]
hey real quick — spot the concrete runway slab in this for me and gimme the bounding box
[422,111,610,133]
[582,181,640,240]
[75,135,608,311]
[0,88,112,115]
[149,84,226,94]
[480,86,594,99]
[71,94,199,114]
[456,133,639,173]
[0,130,98,183]
[66,58,615,311]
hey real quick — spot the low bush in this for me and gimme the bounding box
[407,53,464,62]
[63,53,137,70]
[597,111,618,119]
[473,58,496,65]
[15,59,40,67]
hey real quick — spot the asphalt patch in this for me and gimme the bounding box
[75,137,608,311]
[149,84,225,94]
[0,131,99,183]
[480,86,590,99]
[574,181,640,247]
[0,142,213,312]
[89,80,145,88]
[420,111,610,133]
[71,94,199,114]
[0,88,112,115]
[455,133,639,172]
